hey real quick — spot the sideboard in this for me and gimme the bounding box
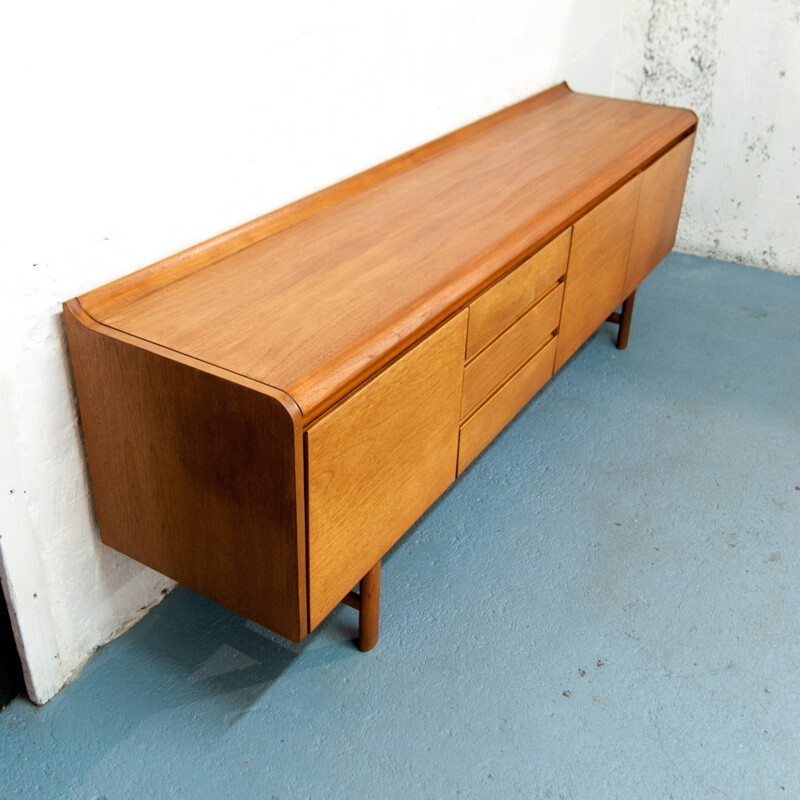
[64,83,696,651]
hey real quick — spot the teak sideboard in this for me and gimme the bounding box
[64,83,696,651]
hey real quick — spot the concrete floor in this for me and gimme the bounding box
[1,253,798,799]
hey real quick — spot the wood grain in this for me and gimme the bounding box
[81,83,573,322]
[306,312,468,630]
[554,175,642,371]
[462,283,564,419]
[458,337,558,474]
[79,87,696,423]
[63,300,308,641]
[465,229,570,359]
[623,133,696,297]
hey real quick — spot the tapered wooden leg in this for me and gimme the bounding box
[616,290,636,350]
[340,560,381,650]
[607,289,637,350]
[357,561,381,652]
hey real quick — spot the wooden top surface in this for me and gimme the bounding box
[78,83,696,423]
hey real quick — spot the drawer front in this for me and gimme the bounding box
[466,228,570,359]
[458,336,557,475]
[306,311,468,629]
[462,282,563,419]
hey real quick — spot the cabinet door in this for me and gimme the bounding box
[554,175,642,371]
[306,311,467,629]
[623,133,695,297]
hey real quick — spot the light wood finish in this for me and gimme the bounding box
[357,562,381,652]
[78,85,695,423]
[63,300,308,641]
[462,283,564,419]
[554,175,642,371]
[465,229,571,360]
[64,85,696,651]
[623,133,696,298]
[306,312,467,630]
[78,84,573,323]
[458,337,558,474]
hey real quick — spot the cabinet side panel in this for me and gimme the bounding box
[623,133,696,297]
[306,311,468,630]
[63,302,307,641]
[554,175,642,371]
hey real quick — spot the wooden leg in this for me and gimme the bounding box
[357,561,381,652]
[608,289,636,350]
[341,560,381,651]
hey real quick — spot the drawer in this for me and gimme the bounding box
[458,336,557,475]
[462,282,563,419]
[466,228,570,359]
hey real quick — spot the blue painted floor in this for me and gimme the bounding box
[2,254,798,799]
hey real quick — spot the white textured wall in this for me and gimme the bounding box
[1,0,629,704]
[3,0,798,705]
[615,0,800,274]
